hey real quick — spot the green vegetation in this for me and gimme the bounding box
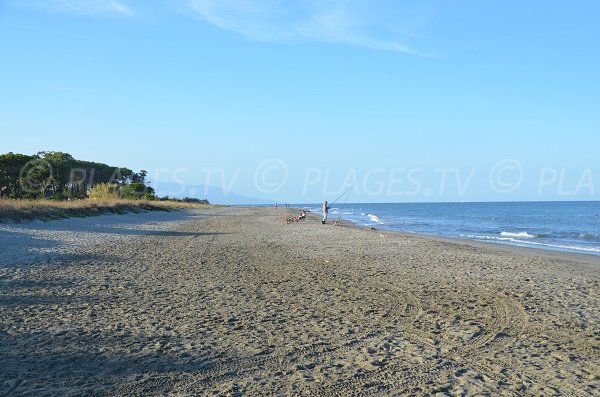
[0,151,212,222]
[88,183,120,200]
[0,151,154,200]
[156,196,210,205]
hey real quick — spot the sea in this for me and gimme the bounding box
[297,201,600,256]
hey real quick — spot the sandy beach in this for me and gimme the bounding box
[0,206,598,396]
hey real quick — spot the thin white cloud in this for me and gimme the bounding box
[18,0,134,16]
[185,0,431,55]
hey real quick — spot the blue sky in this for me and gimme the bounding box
[1,0,599,203]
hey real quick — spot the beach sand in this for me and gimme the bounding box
[0,206,598,396]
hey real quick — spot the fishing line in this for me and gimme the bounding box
[330,185,353,206]
[334,185,353,226]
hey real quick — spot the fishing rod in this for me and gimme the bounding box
[330,185,354,206]
[333,185,353,226]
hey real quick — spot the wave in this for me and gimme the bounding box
[500,231,536,239]
[304,207,322,214]
[367,214,384,224]
[460,234,600,253]
[579,233,600,242]
[499,232,600,241]
[462,234,522,242]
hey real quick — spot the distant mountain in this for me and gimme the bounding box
[149,181,274,205]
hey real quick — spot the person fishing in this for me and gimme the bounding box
[322,186,353,225]
[322,200,330,224]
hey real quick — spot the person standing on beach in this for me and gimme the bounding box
[322,200,330,224]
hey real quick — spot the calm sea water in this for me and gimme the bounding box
[298,201,600,255]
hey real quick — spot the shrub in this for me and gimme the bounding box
[88,183,120,200]
[182,197,210,204]
[120,183,156,200]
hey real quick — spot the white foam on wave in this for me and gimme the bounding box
[368,214,384,224]
[579,233,600,242]
[460,234,600,253]
[500,231,536,239]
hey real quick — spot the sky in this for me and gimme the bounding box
[1,0,599,203]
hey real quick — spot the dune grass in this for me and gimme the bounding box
[0,199,212,223]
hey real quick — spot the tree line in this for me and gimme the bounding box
[0,151,154,200]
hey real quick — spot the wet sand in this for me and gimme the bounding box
[0,206,598,396]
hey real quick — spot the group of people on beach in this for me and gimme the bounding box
[284,201,331,225]
[286,209,307,223]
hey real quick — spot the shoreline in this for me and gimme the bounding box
[286,201,600,258]
[286,206,600,265]
[1,206,598,395]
